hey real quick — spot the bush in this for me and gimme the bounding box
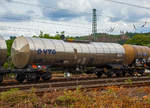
[3,61,14,69]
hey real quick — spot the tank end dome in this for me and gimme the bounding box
[11,37,30,68]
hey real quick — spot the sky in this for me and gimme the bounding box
[0,0,150,38]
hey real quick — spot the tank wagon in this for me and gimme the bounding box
[0,36,7,82]
[10,37,150,82]
[0,36,7,66]
[123,44,150,75]
[10,37,126,81]
[0,36,150,83]
[11,37,125,68]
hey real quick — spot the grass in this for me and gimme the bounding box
[1,86,150,108]
[125,78,133,86]
[0,88,40,107]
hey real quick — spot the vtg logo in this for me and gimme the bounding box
[37,49,56,55]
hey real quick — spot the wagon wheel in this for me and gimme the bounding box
[106,70,113,78]
[122,71,126,77]
[128,69,135,76]
[138,69,144,75]
[16,74,25,83]
[26,73,39,82]
[41,72,52,81]
[95,71,103,78]
[115,70,123,77]
[36,74,40,82]
[0,75,3,83]
[116,72,122,77]
[128,72,134,76]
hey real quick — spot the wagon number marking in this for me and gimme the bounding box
[37,49,56,55]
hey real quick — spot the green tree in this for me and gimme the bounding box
[33,31,75,40]
[125,34,150,46]
[33,31,61,39]
[6,39,15,57]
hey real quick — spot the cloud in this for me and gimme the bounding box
[0,12,31,22]
[109,6,150,23]
[5,0,13,2]
[42,9,79,21]
[57,0,92,12]
[38,0,58,7]
[39,0,92,21]
[0,0,42,21]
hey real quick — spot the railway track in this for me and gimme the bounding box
[1,72,150,86]
[1,75,98,86]
[0,76,150,93]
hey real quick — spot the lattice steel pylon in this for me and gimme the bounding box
[92,8,97,41]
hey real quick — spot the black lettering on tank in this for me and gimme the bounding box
[37,49,42,55]
[43,49,48,55]
[47,49,52,54]
[37,49,56,55]
[52,49,56,55]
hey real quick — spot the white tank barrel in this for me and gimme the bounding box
[11,37,125,68]
[0,36,7,66]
